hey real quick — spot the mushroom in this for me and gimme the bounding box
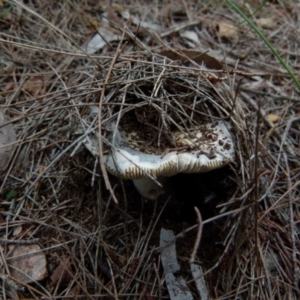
[78,50,235,200]
[104,120,235,199]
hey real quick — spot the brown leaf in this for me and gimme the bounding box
[23,76,45,97]
[107,4,124,27]
[159,49,223,70]
[86,15,100,30]
[216,21,238,41]
[65,284,81,300]
[266,114,280,123]
[256,17,275,29]
[50,257,73,286]
[103,242,125,267]
[4,82,15,92]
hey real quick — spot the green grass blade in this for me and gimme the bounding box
[226,0,300,89]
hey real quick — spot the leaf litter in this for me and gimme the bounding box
[0,1,299,299]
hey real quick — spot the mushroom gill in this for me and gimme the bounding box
[104,120,235,199]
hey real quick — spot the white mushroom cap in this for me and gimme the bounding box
[104,120,235,180]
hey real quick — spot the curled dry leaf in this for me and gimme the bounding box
[0,109,16,174]
[8,244,48,284]
[180,30,200,47]
[50,257,74,286]
[190,263,209,300]
[159,49,223,70]
[82,26,119,54]
[215,21,238,41]
[112,3,161,31]
[256,17,275,29]
[65,284,81,300]
[87,15,100,30]
[23,76,45,97]
[266,114,280,123]
[160,228,193,300]
[106,3,124,27]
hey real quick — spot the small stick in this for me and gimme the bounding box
[0,238,39,245]
[153,262,162,300]
[190,207,203,263]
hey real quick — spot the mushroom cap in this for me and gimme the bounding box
[104,120,235,180]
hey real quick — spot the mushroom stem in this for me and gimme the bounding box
[133,177,169,200]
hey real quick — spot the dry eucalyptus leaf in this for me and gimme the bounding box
[87,15,100,30]
[50,257,73,286]
[0,109,16,174]
[160,228,193,300]
[216,21,238,41]
[263,250,279,276]
[12,225,22,236]
[117,7,161,31]
[256,17,275,29]
[65,284,81,299]
[23,76,45,96]
[180,30,200,46]
[8,244,48,284]
[159,49,223,70]
[82,26,119,54]
[190,263,209,300]
[266,114,280,123]
[107,4,124,27]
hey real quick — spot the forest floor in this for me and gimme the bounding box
[0,1,299,299]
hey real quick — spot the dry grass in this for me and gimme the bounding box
[0,0,299,299]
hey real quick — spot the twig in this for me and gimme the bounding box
[190,207,203,263]
[153,262,162,300]
[254,101,261,262]
[0,238,39,245]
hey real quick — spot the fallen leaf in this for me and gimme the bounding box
[190,263,209,300]
[50,257,73,286]
[159,49,223,70]
[82,26,119,54]
[4,82,15,92]
[117,7,161,31]
[180,30,200,46]
[8,244,48,284]
[266,114,280,123]
[0,109,17,174]
[23,76,45,97]
[104,242,125,267]
[87,15,100,30]
[107,4,124,27]
[65,284,81,300]
[256,17,275,29]
[34,165,47,191]
[216,21,238,41]
[160,228,193,300]
[12,225,22,236]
